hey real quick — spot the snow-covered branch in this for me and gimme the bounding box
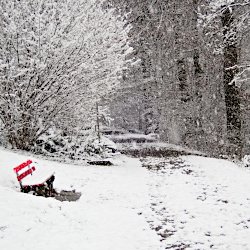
[0,0,132,149]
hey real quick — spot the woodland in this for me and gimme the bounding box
[0,0,249,159]
[109,0,250,159]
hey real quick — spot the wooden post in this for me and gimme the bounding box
[96,102,101,143]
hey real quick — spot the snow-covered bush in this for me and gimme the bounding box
[33,128,87,160]
[33,127,117,161]
[84,136,117,156]
[0,0,132,151]
[242,155,250,168]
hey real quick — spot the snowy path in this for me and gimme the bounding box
[142,156,250,250]
[1,148,250,250]
[0,149,161,250]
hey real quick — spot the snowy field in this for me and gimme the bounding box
[1,148,250,250]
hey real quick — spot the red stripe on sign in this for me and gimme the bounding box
[13,160,32,173]
[17,167,36,181]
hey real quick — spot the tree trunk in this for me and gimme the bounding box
[221,6,242,158]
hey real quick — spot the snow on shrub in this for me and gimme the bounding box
[242,155,250,168]
[33,127,117,161]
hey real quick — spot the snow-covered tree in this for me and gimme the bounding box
[109,0,250,158]
[201,0,250,157]
[0,0,131,150]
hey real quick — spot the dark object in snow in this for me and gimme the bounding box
[101,127,126,135]
[141,157,194,178]
[54,190,81,202]
[21,175,55,197]
[13,160,55,197]
[124,148,203,158]
[87,160,113,166]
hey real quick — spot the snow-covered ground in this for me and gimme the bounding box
[0,148,161,250]
[142,156,250,249]
[1,148,250,250]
